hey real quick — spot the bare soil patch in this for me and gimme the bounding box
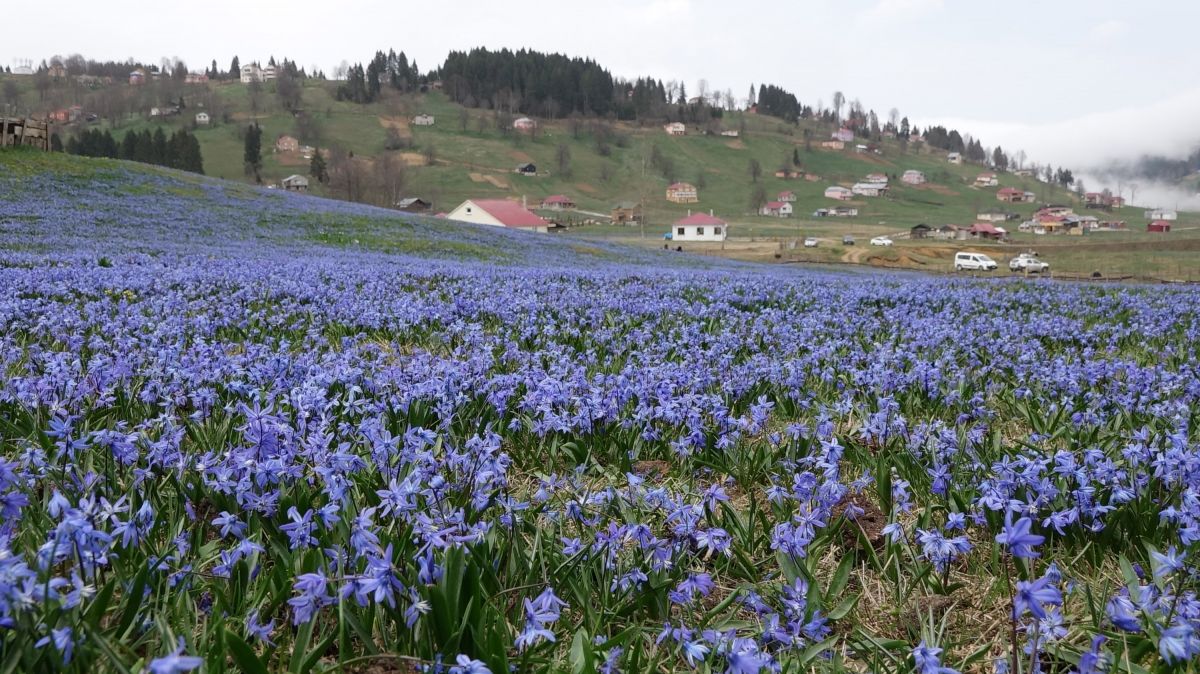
[398,152,426,167]
[574,183,598,195]
[725,140,746,150]
[377,115,412,138]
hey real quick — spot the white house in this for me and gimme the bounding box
[281,175,309,191]
[759,201,793,218]
[670,211,727,242]
[194,112,210,125]
[852,182,888,197]
[1144,208,1177,221]
[831,127,854,142]
[901,170,926,185]
[824,186,853,201]
[664,122,686,136]
[513,117,536,132]
[720,129,739,137]
[412,114,435,126]
[447,199,550,233]
[947,152,962,164]
[974,172,998,187]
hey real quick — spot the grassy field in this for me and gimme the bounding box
[5,73,1200,280]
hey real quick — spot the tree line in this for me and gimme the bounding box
[65,128,204,174]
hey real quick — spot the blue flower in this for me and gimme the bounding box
[995,515,1044,559]
[148,637,203,674]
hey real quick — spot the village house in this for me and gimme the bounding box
[412,114,435,126]
[813,207,859,218]
[665,182,699,204]
[864,173,889,184]
[195,112,210,126]
[976,209,1017,222]
[515,163,537,176]
[275,135,300,153]
[1037,205,1075,218]
[720,129,739,137]
[820,140,845,150]
[909,224,932,239]
[670,211,727,242]
[852,182,888,197]
[831,127,854,142]
[185,73,209,85]
[934,224,967,240]
[997,187,1029,203]
[1147,220,1171,233]
[447,199,551,233]
[611,202,642,225]
[1037,215,1067,234]
[149,106,179,117]
[974,172,998,187]
[49,109,70,123]
[513,117,537,132]
[240,63,276,84]
[824,186,853,201]
[1144,208,1177,221]
[777,191,797,202]
[395,198,432,213]
[947,152,962,164]
[775,169,802,179]
[281,175,309,192]
[901,170,926,185]
[129,70,146,85]
[1013,169,1035,177]
[540,195,576,210]
[663,122,686,136]
[969,222,1007,240]
[759,201,794,218]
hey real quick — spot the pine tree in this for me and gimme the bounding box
[309,148,328,183]
[152,128,168,165]
[230,56,241,80]
[244,123,262,181]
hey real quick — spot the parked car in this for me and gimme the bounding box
[869,236,893,246]
[954,252,998,271]
[1009,253,1050,273]
[842,235,855,246]
[804,237,818,248]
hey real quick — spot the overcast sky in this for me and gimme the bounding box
[10,0,1200,172]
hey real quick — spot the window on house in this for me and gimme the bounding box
[714,227,722,236]
[696,227,705,235]
[676,227,685,235]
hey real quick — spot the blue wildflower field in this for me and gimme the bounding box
[1,153,1198,673]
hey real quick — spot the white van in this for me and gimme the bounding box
[954,252,998,271]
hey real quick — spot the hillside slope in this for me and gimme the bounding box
[0,149,725,270]
[6,73,1153,236]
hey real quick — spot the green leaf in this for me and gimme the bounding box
[570,629,595,674]
[826,554,854,601]
[827,593,860,621]
[225,629,269,674]
[117,564,150,638]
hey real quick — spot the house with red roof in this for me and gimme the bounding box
[670,211,727,242]
[1147,220,1171,233]
[778,191,797,202]
[969,222,1006,240]
[759,201,793,218]
[540,195,576,210]
[665,182,699,204]
[997,187,1029,203]
[446,199,551,233]
[974,172,998,187]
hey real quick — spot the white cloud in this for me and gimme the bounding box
[1089,19,1127,39]
[637,0,692,22]
[930,89,1200,205]
[859,0,944,23]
